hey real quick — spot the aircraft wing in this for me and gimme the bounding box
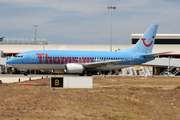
[143,51,172,57]
[83,59,130,67]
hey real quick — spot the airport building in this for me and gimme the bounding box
[131,34,180,45]
[0,34,180,76]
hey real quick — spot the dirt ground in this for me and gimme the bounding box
[0,76,180,120]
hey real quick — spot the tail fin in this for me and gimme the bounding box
[120,24,158,53]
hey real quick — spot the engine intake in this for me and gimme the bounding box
[64,64,84,73]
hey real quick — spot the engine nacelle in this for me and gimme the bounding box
[64,64,84,73]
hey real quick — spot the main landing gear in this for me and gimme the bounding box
[79,71,92,76]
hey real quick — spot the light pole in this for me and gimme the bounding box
[40,39,48,50]
[108,6,116,51]
[34,25,38,44]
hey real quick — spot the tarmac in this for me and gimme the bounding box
[0,74,80,83]
[1,74,177,84]
[0,75,45,83]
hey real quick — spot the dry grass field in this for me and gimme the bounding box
[0,76,180,120]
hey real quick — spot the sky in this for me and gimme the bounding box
[0,0,180,45]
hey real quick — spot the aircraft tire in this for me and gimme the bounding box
[79,73,84,76]
[24,72,28,76]
[87,72,92,76]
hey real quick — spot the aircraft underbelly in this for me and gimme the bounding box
[9,64,65,70]
[10,64,133,71]
[94,65,132,71]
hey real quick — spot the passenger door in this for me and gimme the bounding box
[30,53,36,63]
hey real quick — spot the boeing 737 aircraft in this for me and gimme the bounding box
[6,24,168,75]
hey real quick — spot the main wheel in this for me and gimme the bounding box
[24,72,28,76]
[87,72,92,76]
[79,73,84,76]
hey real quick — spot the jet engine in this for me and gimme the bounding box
[64,64,84,73]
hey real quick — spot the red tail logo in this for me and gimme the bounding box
[141,36,154,47]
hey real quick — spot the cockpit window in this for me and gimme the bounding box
[14,55,24,58]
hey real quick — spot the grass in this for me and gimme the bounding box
[122,115,135,120]
[96,96,109,100]
[102,87,113,89]
[175,86,180,89]
[108,116,119,119]
[0,77,180,120]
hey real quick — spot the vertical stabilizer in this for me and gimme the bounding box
[120,24,158,53]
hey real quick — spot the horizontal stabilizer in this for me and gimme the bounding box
[143,51,172,57]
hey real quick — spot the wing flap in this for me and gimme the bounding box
[84,59,130,67]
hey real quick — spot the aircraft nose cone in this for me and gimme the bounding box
[6,59,13,64]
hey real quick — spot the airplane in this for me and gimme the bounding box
[6,24,169,76]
